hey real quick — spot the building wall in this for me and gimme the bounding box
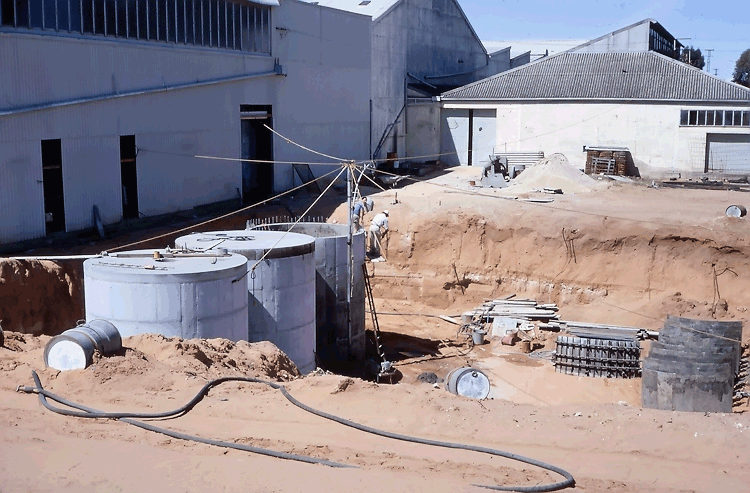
[371,0,491,162]
[569,22,651,53]
[442,101,750,176]
[405,0,486,81]
[405,100,440,160]
[273,1,371,188]
[0,0,371,245]
[371,0,408,159]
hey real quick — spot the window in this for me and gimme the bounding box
[680,109,750,127]
[0,0,270,53]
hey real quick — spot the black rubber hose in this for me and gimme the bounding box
[23,371,351,469]
[20,371,575,492]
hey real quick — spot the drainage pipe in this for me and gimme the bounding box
[20,371,575,492]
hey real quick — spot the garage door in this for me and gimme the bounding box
[706,133,750,177]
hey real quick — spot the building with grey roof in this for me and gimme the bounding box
[440,50,750,177]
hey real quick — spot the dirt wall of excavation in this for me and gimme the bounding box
[367,207,750,336]
[0,259,84,336]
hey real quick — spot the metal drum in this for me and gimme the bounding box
[44,320,122,371]
[445,367,491,399]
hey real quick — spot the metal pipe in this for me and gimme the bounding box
[5,254,100,260]
[346,162,353,358]
[0,69,281,117]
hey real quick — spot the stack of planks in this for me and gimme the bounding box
[472,298,559,322]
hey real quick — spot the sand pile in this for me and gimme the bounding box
[505,153,597,194]
[0,332,300,389]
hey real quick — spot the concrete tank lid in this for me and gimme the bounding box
[175,230,315,260]
[248,222,364,239]
[85,249,247,276]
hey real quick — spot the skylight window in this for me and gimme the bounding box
[359,1,371,6]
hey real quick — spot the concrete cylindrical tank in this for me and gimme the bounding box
[175,231,317,373]
[84,250,248,341]
[249,222,366,366]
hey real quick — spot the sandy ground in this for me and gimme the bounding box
[2,165,750,492]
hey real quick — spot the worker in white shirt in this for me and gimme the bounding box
[368,210,389,257]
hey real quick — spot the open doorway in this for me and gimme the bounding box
[120,135,139,219]
[41,139,66,234]
[240,105,273,204]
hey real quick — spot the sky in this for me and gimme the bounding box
[458,0,750,82]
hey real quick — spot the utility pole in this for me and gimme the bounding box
[705,49,714,72]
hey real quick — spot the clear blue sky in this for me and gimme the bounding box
[459,0,749,82]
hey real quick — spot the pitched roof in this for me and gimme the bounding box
[442,51,750,102]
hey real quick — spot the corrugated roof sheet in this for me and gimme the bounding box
[442,52,750,102]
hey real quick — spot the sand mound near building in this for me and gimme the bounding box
[505,153,598,194]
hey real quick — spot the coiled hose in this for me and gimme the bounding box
[19,370,575,492]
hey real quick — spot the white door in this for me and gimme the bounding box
[441,108,469,167]
[471,109,497,167]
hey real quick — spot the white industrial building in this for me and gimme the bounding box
[307,0,527,163]
[440,21,750,177]
[0,0,371,245]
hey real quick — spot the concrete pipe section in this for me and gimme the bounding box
[84,250,248,342]
[249,222,366,367]
[175,231,317,373]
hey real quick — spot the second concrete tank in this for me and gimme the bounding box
[175,230,317,373]
[249,222,366,367]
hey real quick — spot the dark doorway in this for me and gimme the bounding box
[240,105,273,204]
[41,139,66,234]
[120,135,139,219]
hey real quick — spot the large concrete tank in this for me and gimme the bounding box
[249,222,366,367]
[174,231,317,373]
[84,250,248,341]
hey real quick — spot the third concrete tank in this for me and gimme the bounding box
[249,222,366,366]
[175,230,316,373]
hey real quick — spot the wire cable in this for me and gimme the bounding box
[109,166,341,253]
[264,124,348,162]
[19,370,576,492]
[247,164,347,273]
[138,147,345,166]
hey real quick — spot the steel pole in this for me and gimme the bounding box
[346,161,354,359]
